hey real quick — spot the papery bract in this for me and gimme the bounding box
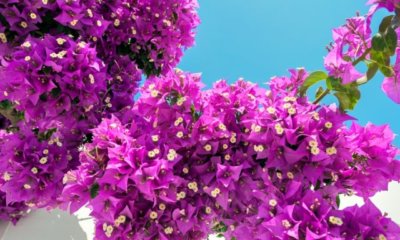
[0,0,199,218]
[62,69,400,240]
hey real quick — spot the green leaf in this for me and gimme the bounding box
[326,77,346,92]
[370,49,393,77]
[384,26,398,55]
[190,104,202,121]
[50,87,62,98]
[165,91,180,106]
[370,49,386,65]
[82,133,93,144]
[90,183,100,199]
[71,97,80,105]
[336,195,341,208]
[379,64,395,77]
[372,33,385,51]
[35,128,57,141]
[379,15,394,34]
[299,71,328,96]
[334,86,360,111]
[326,77,361,111]
[326,78,334,91]
[0,100,12,110]
[212,222,228,233]
[15,111,24,121]
[334,92,351,110]
[366,62,379,80]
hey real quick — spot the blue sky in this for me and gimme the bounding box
[179,0,400,146]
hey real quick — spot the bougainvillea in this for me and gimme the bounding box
[0,0,199,75]
[302,0,400,110]
[324,10,372,85]
[0,0,399,239]
[62,69,400,239]
[0,129,28,224]
[368,0,400,11]
[0,0,199,221]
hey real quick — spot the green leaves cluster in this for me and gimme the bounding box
[299,71,360,112]
[35,128,58,142]
[212,222,228,238]
[117,42,162,76]
[299,15,399,112]
[370,15,398,78]
[327,77,360,111]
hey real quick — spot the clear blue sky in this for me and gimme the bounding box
[179,0,400,146]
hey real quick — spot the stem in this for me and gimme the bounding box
[313,89,330,104]
[352,48,371,66]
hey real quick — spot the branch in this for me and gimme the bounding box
[352,48,371,66]
[313,89,331,105]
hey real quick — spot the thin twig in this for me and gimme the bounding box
[313,89,331,104]
[352,48,371,66]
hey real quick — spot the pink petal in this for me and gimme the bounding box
[382,77,400,104]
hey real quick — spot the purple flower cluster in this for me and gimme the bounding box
[0,0,199,221]
[0,0,199,76]
[367,0,400,11]
[324,0,400,104]
[63,69,400,240]
[0,35,107,122]
[324,12,372,84]
[0,190,27,225]
[0,130,28,224]
[0,1,398,238]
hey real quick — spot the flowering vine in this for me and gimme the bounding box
[302,0,400,107]
[0,0,199,221]
[0,0,399,240]
[63,69,400,239]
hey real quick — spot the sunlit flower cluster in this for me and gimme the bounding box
[0,0,199,220]
[63,69,400,239]
[324,0,400,104]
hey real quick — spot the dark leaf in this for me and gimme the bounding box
[0,100,12,109]
[336,195,341,208]
[366,62,379,80]
[83,133,93,144]
[90,183,100,199]
[384,26,398,55]
[50,87,62,98]
[379,15,394,33]
[165,91,180,106]
[372,33,385,51]
[370,50,393,77]
[190,104,202,121]
[212,222,228,233]
[370,49,386,65]
[379,64,394,77]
